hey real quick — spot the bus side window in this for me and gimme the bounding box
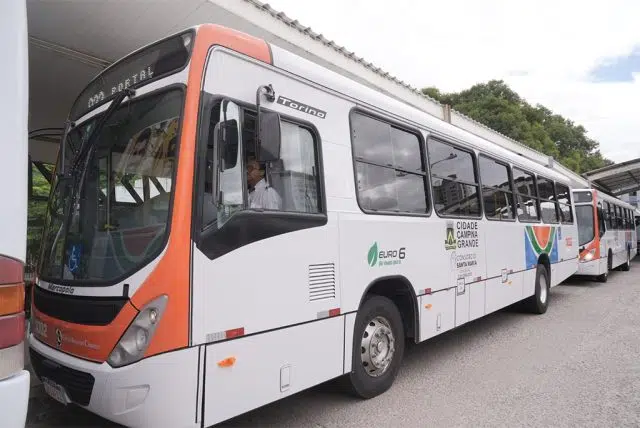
[555,183,573,223]
[478,155,515,220]
[536,176,559,224]
[597,203,606,238]
[427,138,480,217]
[512,167,539,222]
[351,112,428,214]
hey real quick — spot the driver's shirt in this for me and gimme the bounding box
[248,178,282,210]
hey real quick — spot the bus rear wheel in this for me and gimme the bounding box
[347,295,405,399]
[524,264,549,314]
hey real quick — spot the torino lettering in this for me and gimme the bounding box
[276,96,327,119]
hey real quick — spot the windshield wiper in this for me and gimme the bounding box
[71,88,136,173]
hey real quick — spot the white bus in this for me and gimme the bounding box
[29,24,578,427]
[573,188,637,281]
[0,0,31,427]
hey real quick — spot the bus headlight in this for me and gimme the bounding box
[581,249,596,262]
[107,295,168,368]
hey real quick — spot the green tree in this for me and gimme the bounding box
[422,80,613,173]
[27,164,53,271]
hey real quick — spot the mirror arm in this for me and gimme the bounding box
[212,122,222,207]
[255,84,275,150]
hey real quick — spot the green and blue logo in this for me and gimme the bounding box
[367,242,406,267]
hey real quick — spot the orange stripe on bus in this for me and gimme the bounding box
[131,25,271,359]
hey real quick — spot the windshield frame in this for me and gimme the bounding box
[39,83,187,286]
[575,203,595,247]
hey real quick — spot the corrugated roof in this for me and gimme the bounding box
[242,0,590,185]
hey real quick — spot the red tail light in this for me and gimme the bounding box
[0,255,25,351]
[0,255,23,286]
[0,312,25,349]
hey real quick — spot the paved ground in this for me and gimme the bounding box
[26,259,640,427]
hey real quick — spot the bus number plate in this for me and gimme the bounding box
[42,378,70,405]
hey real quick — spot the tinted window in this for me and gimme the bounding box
[352,113,393,166]
[556,183,573,223]
[537,177,559,224]
[513,168,538,221]
[429,140,476,184]
[479,155,514,220]
[351,112,428,214]
[429,139,480,217]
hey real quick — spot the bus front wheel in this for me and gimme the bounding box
[347,295,405,399]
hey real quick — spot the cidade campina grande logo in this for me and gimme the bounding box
[367,242,406,267]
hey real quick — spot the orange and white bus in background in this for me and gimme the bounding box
[0,0,31,427]
[573,188,637,282]
[29,24,579,427]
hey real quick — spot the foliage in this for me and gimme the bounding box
[27,165,53,272]
[422,80,613,173]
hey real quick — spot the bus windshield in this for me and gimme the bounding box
[575,205,595,247]
[40,88,184,284]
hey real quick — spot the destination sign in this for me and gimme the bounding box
[69,31,194,121]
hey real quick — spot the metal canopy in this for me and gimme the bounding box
[583,158,640,196]
[23,0,593,191]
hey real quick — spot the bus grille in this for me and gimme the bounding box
[33,286,127,326]
[29,347,95,406]
[308,263,336,301]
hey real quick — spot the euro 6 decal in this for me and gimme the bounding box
[367,242,406,267]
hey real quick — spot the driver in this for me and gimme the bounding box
[246,155,282,210]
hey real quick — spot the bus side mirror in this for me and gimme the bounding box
[255,84,281,163]
[257,110,281,163]
[215,120,239,172]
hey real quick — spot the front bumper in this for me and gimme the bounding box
[577,258,602,276]
[29,334,199,428]
[0,369,30,428]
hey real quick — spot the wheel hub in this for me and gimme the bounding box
[360,316,395,377]
[540,275,548,304]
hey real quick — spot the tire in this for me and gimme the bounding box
[524,264,550,314]
[346,295,405,399]
[621,250,631,272]
[596,269,608,283]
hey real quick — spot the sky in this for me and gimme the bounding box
[265,0,640,163]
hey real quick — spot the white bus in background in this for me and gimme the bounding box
[0,0,31,427]
[29,24,578,427]
[573,188,637,281]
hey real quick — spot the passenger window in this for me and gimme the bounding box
[537,177,559,224]
[512,167,539,222]
[428,139,480,217]
[352,112,428,214]
[479,155,515,220]
[555,183,573,224]
[604,202,612,229]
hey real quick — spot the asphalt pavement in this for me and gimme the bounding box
[26,258,640,427]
